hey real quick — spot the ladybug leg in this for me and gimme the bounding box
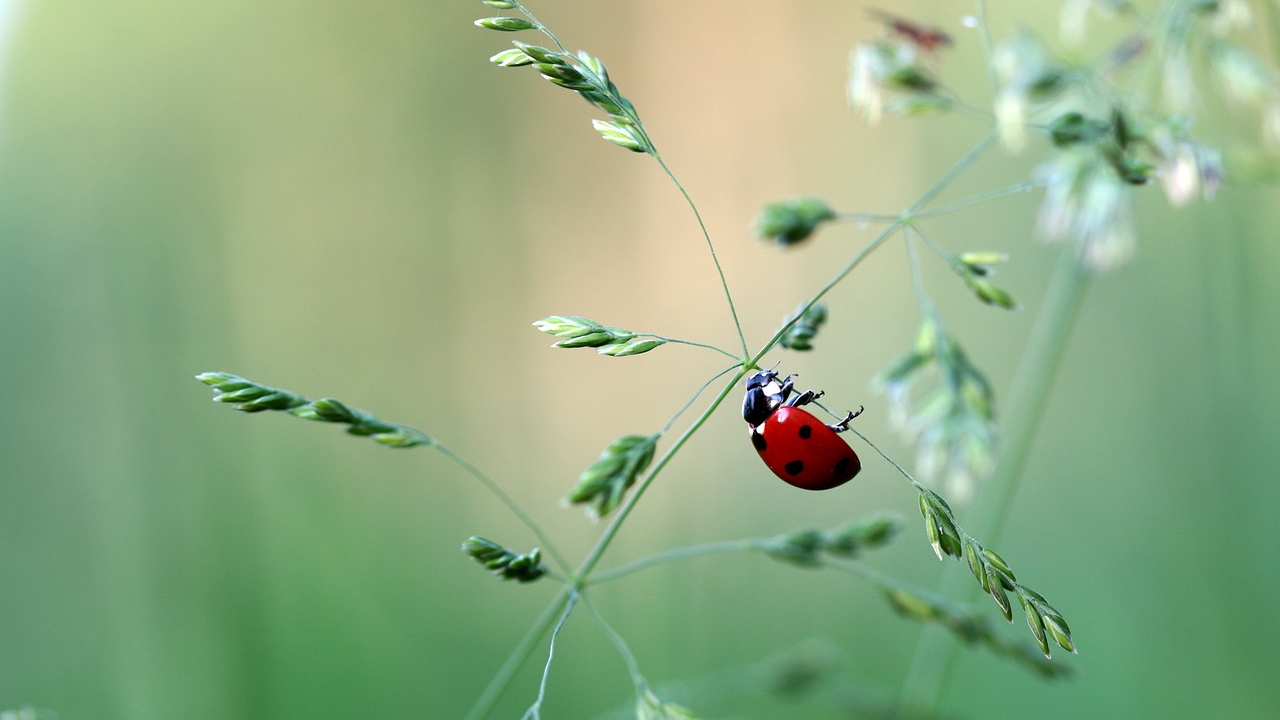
[826,405,865,433]
[785,389,824,408]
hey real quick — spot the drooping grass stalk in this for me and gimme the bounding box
[896,245,1090,714]
[503,0,749,360]
[194,374,573,574]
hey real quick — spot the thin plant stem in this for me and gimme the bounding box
[511,1,568,54]
[975,0,997,91]
[474,373,736,713]
[909,223,954,266]
[838,210,901,225]
[435,442,571,574]
[917,180,1041,219]
[759,222,902,357]
[653,152,750,359]
[844,426,931,497]
[659,364,741,434]
[580,595,645,691]
[589,539,758,584]
[940,90,998,123]
[895,246,1090,715]
[821,554,920,597]
[640,335,741,361]
[903,228,933,311]
[910,132,998,214]
[522,590,579,720]
[465,588,572,720]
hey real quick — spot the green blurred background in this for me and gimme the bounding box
[2,1,1278,717]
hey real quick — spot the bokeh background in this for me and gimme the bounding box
[2,1,1278,718]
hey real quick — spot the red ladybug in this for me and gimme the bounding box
[742,369,863,491]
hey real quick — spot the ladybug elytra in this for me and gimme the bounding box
[742,369,862,491]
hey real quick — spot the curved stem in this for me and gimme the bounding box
[659,364,741,434]
[589,539,758,584]
[522,590,579,719]
[435,443,571,574]
[942,93,997,123]
[581,595,646,691]
[845,426,931,496]
[640,335,741,361]
[465,588,572,720]
[653,152,750,359]
[511,1,569,54]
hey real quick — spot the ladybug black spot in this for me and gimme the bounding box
[798,425,812,439]
[833,456,850,477]
[751,431,767,452]
[785,460,805,476]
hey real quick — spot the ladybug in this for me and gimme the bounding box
[742,368,862,491]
